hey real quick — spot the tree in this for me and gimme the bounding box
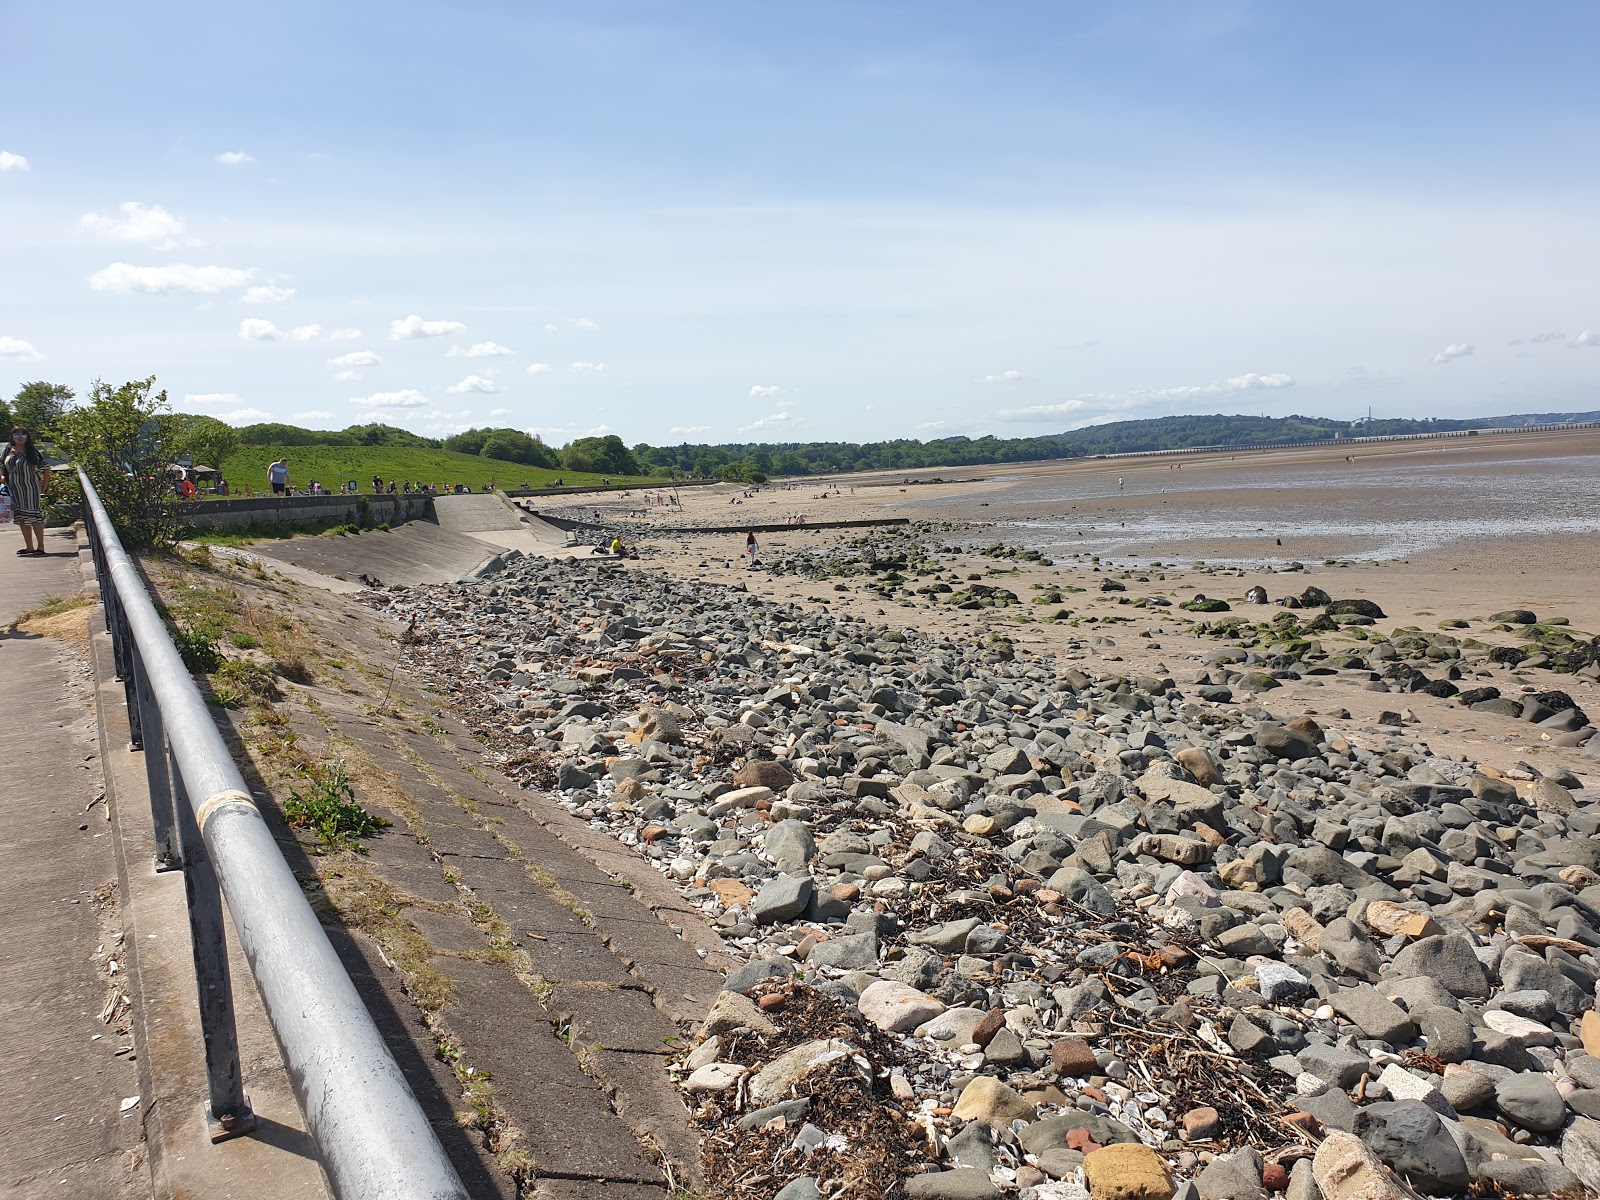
[166,413,240,475]
[479,429,559,468]
[560,434,640,476]
[13,381,74,436]
[55,377,181,551]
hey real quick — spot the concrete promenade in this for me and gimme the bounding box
[0,521,146,1197]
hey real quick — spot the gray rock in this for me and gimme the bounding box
[774,1177,822,1200]
[1350,1101,1471,1193]
[1297,1044,1371,1090]
[1440,1069,1496,1112]
[725,957,795,993]
[1389,934,1491,1000]
[1320,919,1382,980]
[1330,985,1416,1043]
[1567,1054,1600,1092]
[1286,1157,1319,1200]
[765,820,817,871]
[904,1169,1001,1200]
[1475,1159,1583,1197]
[946,1120,996,1173]
[1196,1147,1263,1200]
[1218,923,1276,958]
[1019,1112,1139,1156]
[738,1096,812,1130]
[807,932,879,970]
[908,918,982,953]
[1563,1117,1600,1194]
[1412,1006,1473,1063]
[752,875,816,926]
[1494,1072,1568,1132]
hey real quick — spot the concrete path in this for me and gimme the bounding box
[0,522,147,1198]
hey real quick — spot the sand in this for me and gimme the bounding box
[570,426,1600,786]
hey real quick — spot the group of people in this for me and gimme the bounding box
[267,459,481,497]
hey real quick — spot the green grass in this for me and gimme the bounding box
[213,444,652,496]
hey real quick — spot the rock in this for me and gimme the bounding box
[1286,1158,1318,1200]
[1390,934,1490,1000]
[1476,1159,1583,1196]
[1494,1073,1568,1132]
[1261,1163,1288,1193]
[952,1075,1034,1126]
[748,1039,851,1105]
[917,1007,989,1045]
[725,957,794,994]
[1350,1101,1470,1193]
[684,1061,749,1092]
[751,875,815,925]
[1257,723,1321,761]
[857,980,945,1033]
[734,759,795,790]
[1136,833,1214,866]
[807,932,879,970]
[1182,1107,1223,1141]
[1329,986,1416,1043]
[1313,1130,1407,1200]
[774,1178,821,1200]
[1175,746,1225,787]
[1083,1143,1175,1200]
[1413,1006,1472,1063]
[1197,1147,1263,1200]
[764,820,818,871]
[1297,1044,1371,1090]
[907,918,982,953]
[970,1008,1006,1048]
[737,1096,812,1130]
[1052,1035,1100,1077]
[1581,1009,1600,1056]
[1439,1069,1495,1112]
[947,1121,995,1173]
[904,1169,1001,1200]
[1363,901,1440,940]
[1021,1112,1140,1155]
[1482,1010,1556,1047]
[1319,919,1382,981]
[1562,1117,1600,1194]
[701,989,780,1038]
[1256,963,1311,1003]
[1280,907,1324,952]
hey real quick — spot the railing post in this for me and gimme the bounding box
[172,767,254,1139]
[131,644,182,870]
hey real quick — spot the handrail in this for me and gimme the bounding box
[78,469,467,1200]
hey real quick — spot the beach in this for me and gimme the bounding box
[564,426,1600,782]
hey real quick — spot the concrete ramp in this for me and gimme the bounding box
[431,492,529,533]
[251,520,497,587]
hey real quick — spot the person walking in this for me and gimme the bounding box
[1,427,52,555]
[268,457,289,495]
[745,530,758,566]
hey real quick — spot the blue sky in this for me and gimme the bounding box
[2,2,1597,445]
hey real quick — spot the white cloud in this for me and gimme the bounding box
[749,384,781,398]
[239,318,282,340]
[90,262,257,295]
[1522,331,1566,344]
[183,392,241,407]
[0,336,41,361]
[328,328,362,341]
[570,361,607,373]
[219,407,273,424]
[0,151,29,172]
[350,389,428,408]
[996,399,1091,421]
[448,341,514,358]
[1575,330,1598,348]
[389,314,465,340]
[1141,372,1295,401]
[288,324,322,342]
[740,412,794,434]
[243,285,295,303]
[80,202,194,250]
[294,411,335,422]
[1433,343,1474,364]
[981,370,1024,384]
[543,323,559,334]
[215,151,254,166]
[916,420,948,430]
[670,425,711,435]
[333,370,362,382]
[447,375,497,394]
[526,362,552,375]
[488,408,511,418]
[570,317,599,332]
[329,350,381,367]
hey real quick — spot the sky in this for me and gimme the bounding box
[2,1,1597,446]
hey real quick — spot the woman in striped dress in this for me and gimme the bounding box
[1,427,52,555]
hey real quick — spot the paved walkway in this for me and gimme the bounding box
[0,522,148,1197]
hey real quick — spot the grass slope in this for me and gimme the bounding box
[216,444,649,493]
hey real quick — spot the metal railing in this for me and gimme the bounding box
[79,469,468,1200]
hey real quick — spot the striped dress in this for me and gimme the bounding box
[2,450,46,527]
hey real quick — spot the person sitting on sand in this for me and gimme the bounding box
[609,536,623,556]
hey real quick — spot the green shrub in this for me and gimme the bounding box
[173,625,222,672]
